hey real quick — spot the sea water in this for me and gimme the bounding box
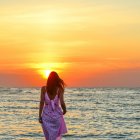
[0,87,140,140]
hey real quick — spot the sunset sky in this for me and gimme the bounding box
[0,0,140,87]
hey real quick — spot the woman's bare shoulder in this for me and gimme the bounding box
[41,86,46,92]
[58,87,64,97]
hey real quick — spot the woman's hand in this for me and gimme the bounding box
[38,117,43,123]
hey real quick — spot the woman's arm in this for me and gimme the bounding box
[59,89,67,115]
[39,86,45,121]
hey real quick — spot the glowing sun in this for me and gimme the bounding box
[44,70,51,78]
[38,69,51,79]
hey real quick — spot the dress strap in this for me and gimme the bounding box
[45,86,49,101]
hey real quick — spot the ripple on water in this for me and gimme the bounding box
[0,87,140,139]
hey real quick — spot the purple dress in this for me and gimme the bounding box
[41,90,67,140]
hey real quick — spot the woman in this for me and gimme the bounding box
[38,71,67,140]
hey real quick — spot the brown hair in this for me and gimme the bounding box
[46,71,65,95]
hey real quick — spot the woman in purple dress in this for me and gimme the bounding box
[38,71,67,140]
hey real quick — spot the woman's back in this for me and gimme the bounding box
[46,86,59,100]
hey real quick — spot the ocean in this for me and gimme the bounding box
[0,87,140,140]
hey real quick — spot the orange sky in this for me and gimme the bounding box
[0,0,140,87]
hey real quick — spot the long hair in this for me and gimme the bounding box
[46,71,65,95]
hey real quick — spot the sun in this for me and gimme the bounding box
[38,69,51,79]
[35,62,64,79]
[44,70,51,78]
